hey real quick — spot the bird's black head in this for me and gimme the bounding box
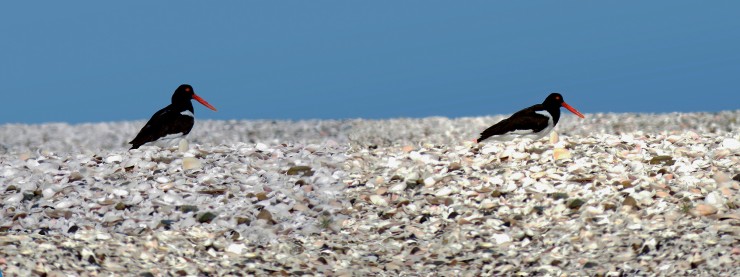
[171,84,195,104]
[543,92,585,118]
[543,93,564,106]
[170,84,218,111]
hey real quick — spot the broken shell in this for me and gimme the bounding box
[553,148,572,160]
[182,157,202,171]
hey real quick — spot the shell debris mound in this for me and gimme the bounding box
[0,111,739,275]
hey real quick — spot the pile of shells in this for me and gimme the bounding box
[1,111,739,275]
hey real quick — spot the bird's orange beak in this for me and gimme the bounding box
[193,94,218,111]
[561,102,584,118]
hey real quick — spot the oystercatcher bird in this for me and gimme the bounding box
[129,84,217,149]
[476,93,584,143]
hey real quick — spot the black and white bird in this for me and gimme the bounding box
[129,84,217,149]
[476,93,584,143]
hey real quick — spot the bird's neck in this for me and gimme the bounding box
[547,106,561,124]
[171,100,194,113]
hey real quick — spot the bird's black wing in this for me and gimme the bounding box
[477,105,550,142]
[129,105,194,149]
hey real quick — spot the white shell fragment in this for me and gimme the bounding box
[178,139,190,153]
[369,195,388,206]
[182,157,202,171]
[721,137,740,151]
[549,131,559,144]
[105,154,123,163]
[0,111,738,276]
[553,147,571,160]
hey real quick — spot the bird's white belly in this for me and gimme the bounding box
[488,128,551,141]
[142,133,187,148]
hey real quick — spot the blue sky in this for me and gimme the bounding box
[1,2,739,124]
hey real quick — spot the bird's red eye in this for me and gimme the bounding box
[185,88,191,92]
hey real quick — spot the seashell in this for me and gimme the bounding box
[532,182,555,194]
[403,203,418,213]
[501,182,518,192]
[512,152,528,160]
[712,149,731,159]
[369,195,388,206]
[488,176,504,186]
[553,148,571,160]
[583,206,603,216]
[178,139,190,152]
[509,172,525,181]
[480,199,496,209]
[389,182,407,193]
[530,171,547,179]
[138,161,157,170]
[105,155,123,164]
[96,232,111,240]
[54,199,75,209]
[255,143,268,151]
[491,233,512,245]
[550,131,559,144]
[19,152,32,161]
[25,159,40,169]
[42,188,56,199]
[182,157,202,171]
[627,224,642,230]
[226,243,246,255]
[2,168,18,177]
[721,138,740,151]
[704,191,724,206]
[386,157,401,168]
[713,172,732,185]
[112,189,129,197]
[435,187,454,197]
[375,187,388,195]
[693,204,718,216]
[5,193,24,204]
